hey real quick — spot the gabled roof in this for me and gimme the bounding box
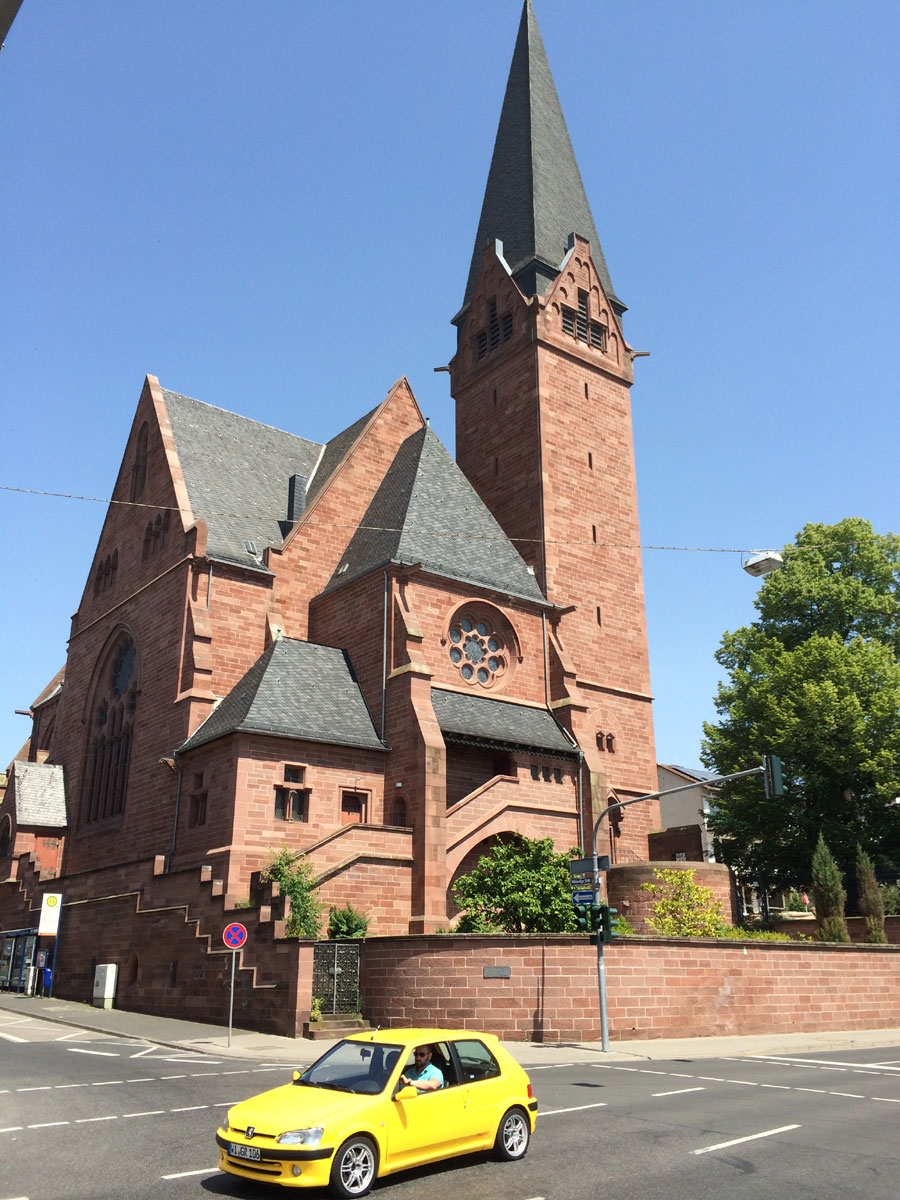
[180,639,385,754]
[305,405,380,509]
[321,425,546,603]
[162,389,323,571]
[9,762,67,828]
[459,0,620,316]
[432,688,576,757]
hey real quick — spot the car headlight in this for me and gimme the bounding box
[276,1126,325,1147]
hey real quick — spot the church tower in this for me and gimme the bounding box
[449,1,658,860]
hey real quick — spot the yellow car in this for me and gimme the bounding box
[216,1027,537,1197]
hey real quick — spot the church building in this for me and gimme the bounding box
[2,3,657,950]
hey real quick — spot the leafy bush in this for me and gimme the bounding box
[717,925,791,942]
[882,880,900,916]
[261,846,322,938]
[328,903,369,940]
[641,868,724,937]
[452,834,578,933]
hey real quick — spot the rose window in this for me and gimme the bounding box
[448,614,507,688]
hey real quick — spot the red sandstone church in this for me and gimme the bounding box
[2,4,659,949]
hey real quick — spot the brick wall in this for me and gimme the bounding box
[360,934,900,1043]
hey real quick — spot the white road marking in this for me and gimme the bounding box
[161,1074,186,1079]
[171,1105,208,1112]
[0,1031,27,1043]
[653,1087,706,1097]
[537,1101,608,1117]
[872,1097,900,1103]
[55,1083,87,1089]
[123,1110,165,1118]
[0,1127,24,1134]
[794,1087,826,1094]
[694,1124,801,1155]
[27,1122,70,1129]
[698,1076,725,1082]
[130,1045,158,1058]
[759,1083,790,1089]
[748,1055,900,1072]
[19,1087,51,1092]
[91,1081,121,1087]
[67,1048,118,1057]
[828,1091,864,1099]
[160,1169,218,1180]
[125,1077,154,1083]
[75,1116,117,1123]
[725,1079,758,1086]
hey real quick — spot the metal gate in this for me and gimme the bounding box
[312,941,361,1015]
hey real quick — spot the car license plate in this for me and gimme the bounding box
[229,1142,261,1162]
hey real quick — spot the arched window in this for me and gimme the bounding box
[130,423,148,503]
[83,633,139,823]
[0,814,12,857]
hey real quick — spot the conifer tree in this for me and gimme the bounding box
[811,833,850,942]
[856,844,887,944]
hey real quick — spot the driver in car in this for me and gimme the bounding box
[399,1044,444,1092]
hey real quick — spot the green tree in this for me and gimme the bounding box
[641,868,725,937]
[262,846,322,938]
[811,833,850,942]
[703,519,900,888]
[452,834,577,933]
[856,844,887,944]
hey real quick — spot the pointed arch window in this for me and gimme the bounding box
[83,633,139,823]
[130,423,148,503]
[562,289,607,352]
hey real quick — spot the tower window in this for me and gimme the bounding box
[592,525,597,544]
[588,452,593,470]
[562,291,608,352]
[474,298,513,361]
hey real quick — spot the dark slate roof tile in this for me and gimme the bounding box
[180,639,384,754]
[161,390,323,570]
[460,0,619,316]
[323,426,545,603]
[11,761,67,827]
[431,688,575,755]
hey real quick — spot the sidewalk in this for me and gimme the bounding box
[2,991,900,1067]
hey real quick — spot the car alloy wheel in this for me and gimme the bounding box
[330,1134,378,1198]
[495,1106,530,1161]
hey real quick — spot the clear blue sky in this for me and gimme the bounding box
[2,1,898,770]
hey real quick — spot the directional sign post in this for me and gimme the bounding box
[223,923,248,1048]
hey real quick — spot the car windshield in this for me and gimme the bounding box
[297,1040,404,1095]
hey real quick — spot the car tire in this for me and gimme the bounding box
[329,1134,378,1198]
[494,1106,530,1161]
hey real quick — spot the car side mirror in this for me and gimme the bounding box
[394,1085,418,1101]
[292,1070,301,1082]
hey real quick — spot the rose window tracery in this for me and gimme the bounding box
[448,613,509,688]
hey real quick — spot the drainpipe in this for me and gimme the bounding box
[381,571,389,743]
[542,610,583,843]
[207,564,213,609]
[167,751,183,872]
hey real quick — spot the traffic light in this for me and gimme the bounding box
[589,903,605,932]
[573,902,590,933]
[763,755,784,798]
[603,906,620,943]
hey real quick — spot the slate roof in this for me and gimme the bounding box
[180,639,385,754]
[665,764,719,785]
[10,762,67,828]
[322,425,546,603]
[431,688,577,756]
[459,0,620,317]
[162,389,323,571]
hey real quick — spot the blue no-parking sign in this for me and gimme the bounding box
[223,922,248,949]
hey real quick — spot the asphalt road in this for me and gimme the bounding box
[3,1016,899,1200]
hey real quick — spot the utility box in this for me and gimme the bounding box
[92,963,117,1009]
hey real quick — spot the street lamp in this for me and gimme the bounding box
[742,550,784,577]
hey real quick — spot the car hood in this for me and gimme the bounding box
[228,1081,373,1135]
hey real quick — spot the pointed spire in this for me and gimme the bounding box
[459,0,621,318]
